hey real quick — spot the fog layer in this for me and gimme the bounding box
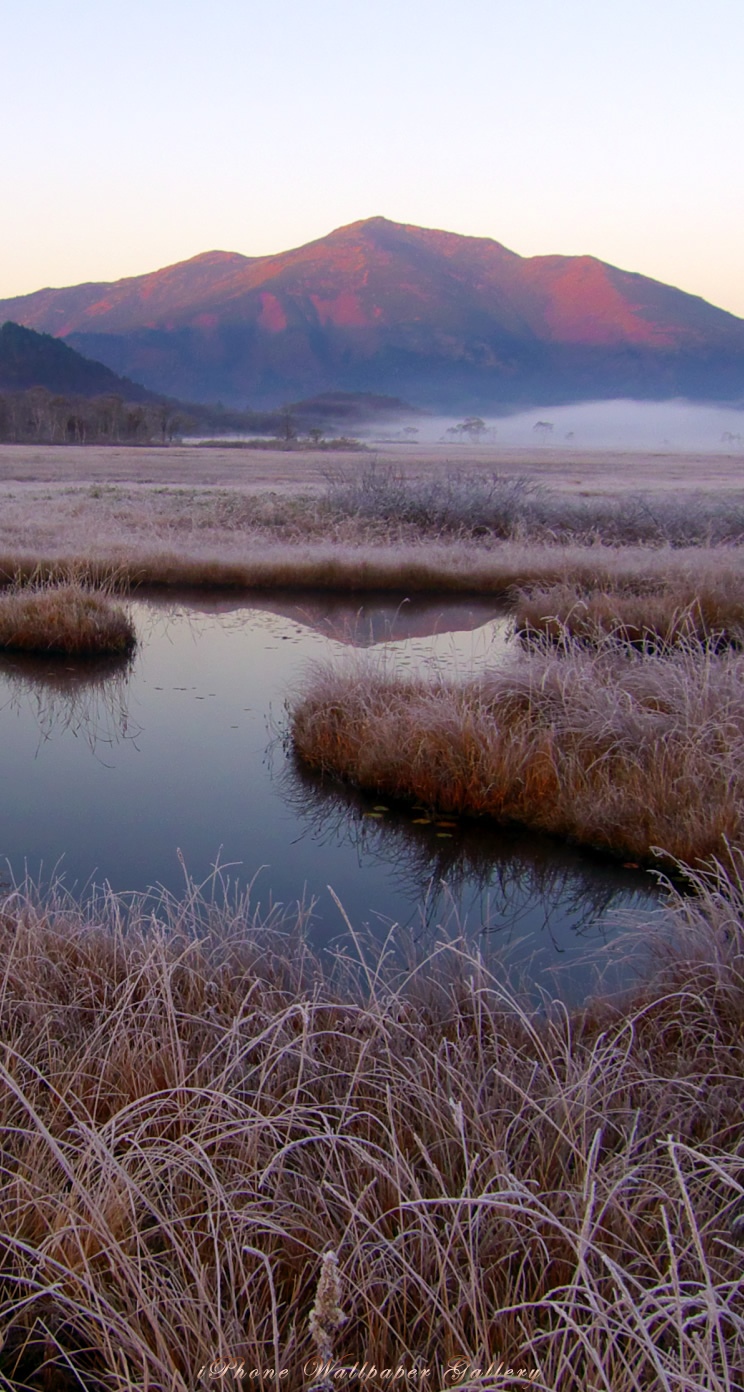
[378,400,744,452]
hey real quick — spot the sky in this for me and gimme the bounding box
[2,0,743,315]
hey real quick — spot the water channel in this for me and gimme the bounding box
[0,591,661,1000]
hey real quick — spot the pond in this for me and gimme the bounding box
[0,591,661,999]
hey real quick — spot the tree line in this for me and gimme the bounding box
[0,387,195,445]
[0,388,310,445]
[0,386,370,447]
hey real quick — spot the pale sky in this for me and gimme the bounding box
[2,0,743,315]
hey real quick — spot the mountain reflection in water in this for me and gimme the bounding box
[0,592,660,998]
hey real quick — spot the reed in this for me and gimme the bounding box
[291,637,744,867]
[514,578,744,649]
[0,868,741,1390]
[2,541,744,608]
[0,579,135,655]
[2,475,744,601]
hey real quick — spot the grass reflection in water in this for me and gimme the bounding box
[0,648,139,757]
[278,747,660,994]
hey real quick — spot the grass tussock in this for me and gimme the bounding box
[515,579,744,650]
[0,872,742,1390]
[291,639,744,868]
[0,580,135,656]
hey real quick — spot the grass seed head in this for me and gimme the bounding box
[308,1250,347,1365]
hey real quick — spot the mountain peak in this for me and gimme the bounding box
[323,215,518,257]
[1,219,742,409]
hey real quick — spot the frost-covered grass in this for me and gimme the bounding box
[1,471,744,604]
[0,579,135,655]
[1,456,744,1389]
[514,578,744,649]
[291,635,744,868]
[323,460,744,545]
[0,870,741,1389]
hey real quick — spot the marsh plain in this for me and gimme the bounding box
[0,438,743,1391]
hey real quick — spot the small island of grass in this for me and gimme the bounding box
[0,581,136,656]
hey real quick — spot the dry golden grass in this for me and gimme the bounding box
[514,578,744,649]
[0,581,135,656]
[291,638,744,868]
[2,471,744,601]
[0,871,742,1390]
[1,438,743,496]
[1,457,743,1388]
[2,542,744,611]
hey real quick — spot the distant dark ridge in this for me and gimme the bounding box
[0,321,418,443]
[0,321,156,401]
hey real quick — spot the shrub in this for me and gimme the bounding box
[323,461,543,536]
[323,461,744,545]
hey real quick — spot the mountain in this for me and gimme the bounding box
[0,321,418,444]
[0,320,158,400]
[2,218,743,409]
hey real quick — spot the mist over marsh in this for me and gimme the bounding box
[401,398,744,452]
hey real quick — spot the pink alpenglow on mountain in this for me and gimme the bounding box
[2,218,743,408]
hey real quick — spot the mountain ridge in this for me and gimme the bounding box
[0,321,417,442]
[0,320,158,400]
[1,217,742,408]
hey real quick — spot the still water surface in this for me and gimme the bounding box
[0,592,660,997]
